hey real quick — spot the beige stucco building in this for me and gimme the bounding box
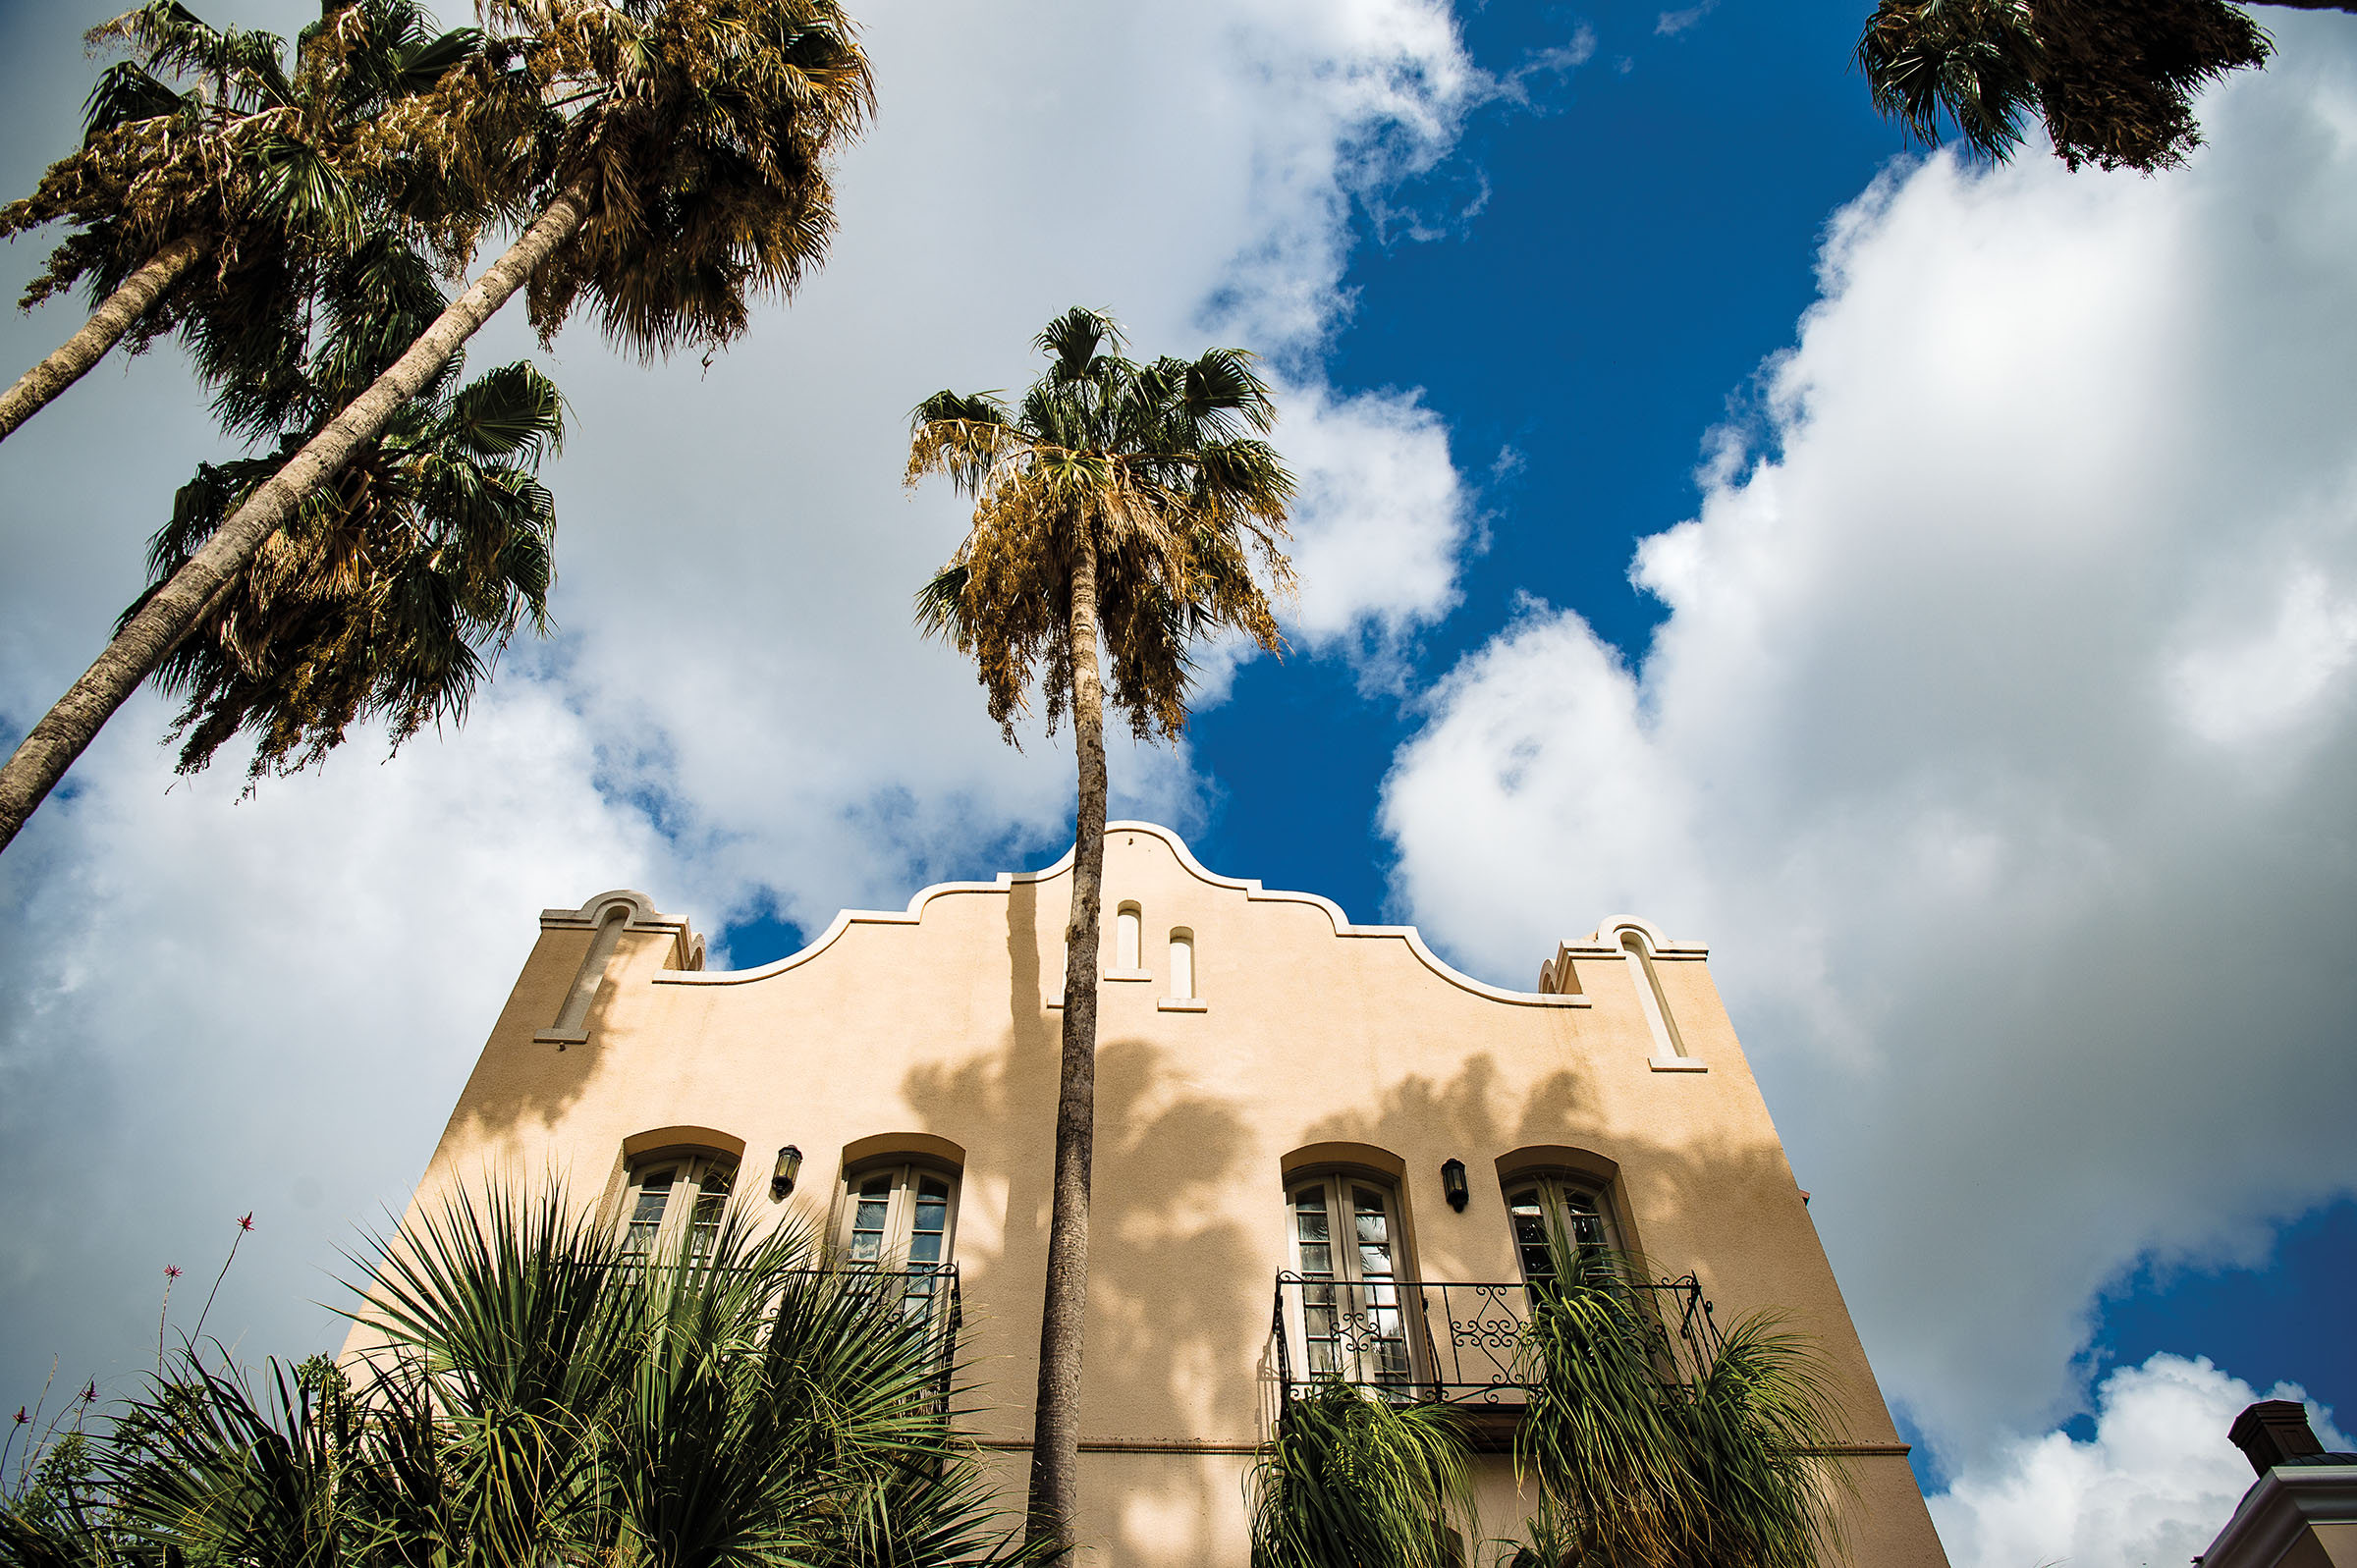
[365,822,1948,1565]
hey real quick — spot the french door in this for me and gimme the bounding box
[1287,1174,1416,1393]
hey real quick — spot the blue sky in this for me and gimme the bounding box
[4,2,2355,1561]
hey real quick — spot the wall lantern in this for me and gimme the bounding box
[771,1145,803,1200]
[1441,1158,1468,1213]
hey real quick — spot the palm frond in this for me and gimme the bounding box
[1247,1381,1470,1568]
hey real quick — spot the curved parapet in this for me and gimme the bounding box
[655,821,1589,1008]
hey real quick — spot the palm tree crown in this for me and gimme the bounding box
[131,236,566,784]
[909,306,1295,740]
[0,0,483,438]
[1855,0,2274,173]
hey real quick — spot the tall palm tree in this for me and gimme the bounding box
[0,0,480,444]
[1855,0,2355,174]
[0,0,876,857]
[128,234,565,785]
[1,1184,1024,1568]
[907,306,1295,1553]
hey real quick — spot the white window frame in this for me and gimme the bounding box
[837,1162,961,1323]
[1284,1171,1419,1393]
[618,1150,738,1263]
[1503,1172,1617,1289]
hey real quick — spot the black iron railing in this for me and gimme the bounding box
[1270,1272,1719,1408]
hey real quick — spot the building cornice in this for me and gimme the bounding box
[2199,1464,2357,1566]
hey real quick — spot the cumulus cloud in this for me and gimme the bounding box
[0,0,1491,1387]
[1931,1354,2348,1568]
[1381,12,2357,1477]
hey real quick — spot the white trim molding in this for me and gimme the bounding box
[653,822,1591,1009]
[2199,1464,2357,1567]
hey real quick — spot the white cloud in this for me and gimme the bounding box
[1930,1354,2348,1568]
[1381,13,2357,1470]
[1656,2,1719,38]
[0,0,1489,1387]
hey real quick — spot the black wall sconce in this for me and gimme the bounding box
[1441,1158,1468,1212]
[771,1145,803,1200]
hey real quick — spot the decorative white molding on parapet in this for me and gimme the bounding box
[534,891,704,1044]
[2198,1464,2357,1568]
[653,821,1590,1009]
[538,890,706,972]
[1537,915,1712,1073]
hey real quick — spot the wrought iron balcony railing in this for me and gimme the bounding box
[1269,1271,1720,1408]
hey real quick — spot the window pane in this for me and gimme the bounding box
[689,1192,723,1262]
[850,1172,891,1263]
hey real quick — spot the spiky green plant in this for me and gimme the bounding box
[1507,1241,1852,1568]
[1,1184,1025,1568]
[1248,1381,1472,1568]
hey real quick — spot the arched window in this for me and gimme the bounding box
[1286,1172,1415,1393]
[1115,902,1142,972]
[1504,1173,1616,1289]
[841,1162,960,1323]
[619,1150,737,1263]
[1167,928,1195,1000]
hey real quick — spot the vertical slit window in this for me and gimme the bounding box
[550,905,629,1037]
[1169,929,1195,1000]
[1116,903,1141,971]
[1620,930,1687,1058]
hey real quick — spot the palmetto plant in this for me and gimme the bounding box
[908,305,1294,1552]
[129,236,564,784]
[0,0,481,444]
[1852,0,2356,174]
[0,0,875,857]
[0,1185,1023,1568]
[1247,1381,1471,1568]
[1507,1243,1851,1568]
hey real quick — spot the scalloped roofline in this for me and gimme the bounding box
[655,820,1590,1008]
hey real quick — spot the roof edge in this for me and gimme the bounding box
[656,821,1588,1007]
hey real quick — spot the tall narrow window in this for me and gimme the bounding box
[1506,1175,1613,1291]
[1286,1174,1413,1392]
[840,1163,960,1323]
[544,904,629,1041]
[618,1151,737,1262]
[1619,929,1688,1059]
[1116,902,1142,971]
[1168,929,1195,1000]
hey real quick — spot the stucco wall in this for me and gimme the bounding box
[354,823,1946,1566]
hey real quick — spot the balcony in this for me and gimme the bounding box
[1269,1271,1721,1409]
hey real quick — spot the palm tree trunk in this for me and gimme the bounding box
[0,185,592,857]
[0,232,209,445]
[1027,526,1109,1556]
